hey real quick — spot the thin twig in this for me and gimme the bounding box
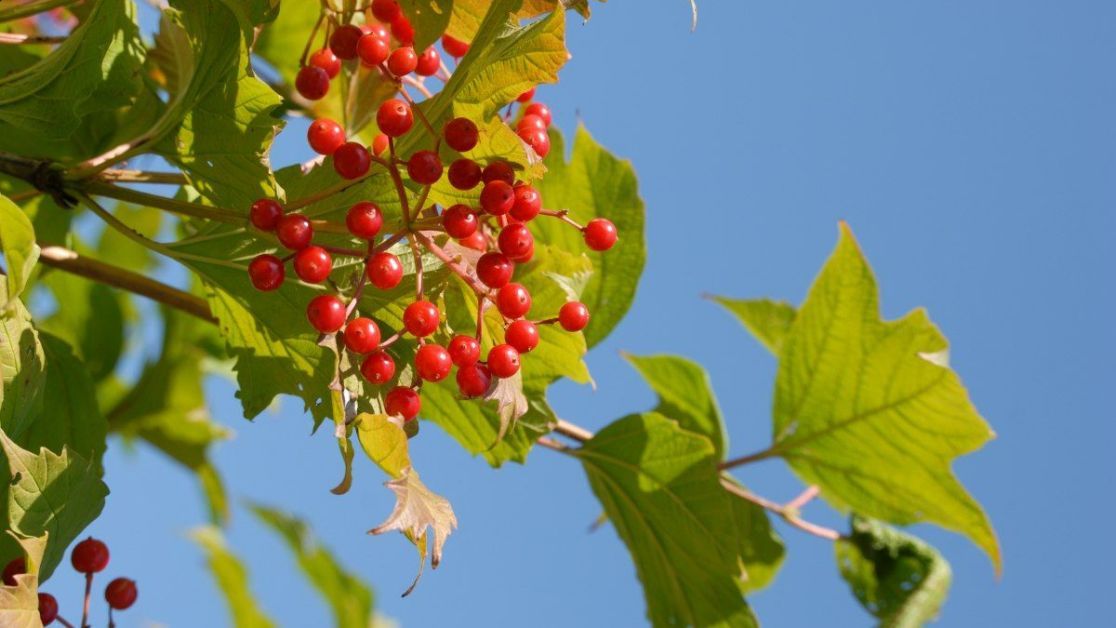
[718,446,778,471]
[554,419,592,443]
[719,478,839,541]
[0,33,66,45]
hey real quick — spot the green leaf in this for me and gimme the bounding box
[623,353,727,458]
[254,0,321,85]
[576,413,757,628]
[712,297,797,356]
[770,223,1000,571]
[38,270,126,382]
[0,289,44,442]
[0,430,108,580]
[21,333,107,464]
[0,0,146,161]
[419,379,548,466]
[249,504,374,628]
[836,516,952,628]
[534,126,645,347]
[728,489,784,594]
[446,0,593,42]
[0,533,47,628]
[400,0,453,52]
[0,193,39,312]
[191,526,276,628]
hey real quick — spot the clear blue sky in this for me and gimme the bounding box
[46,2,1115,626]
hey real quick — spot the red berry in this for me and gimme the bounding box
[357,33,390,66]
[391,16,415,45]
[496,283,531,319]
[442,204,478,239]
[456,363,491,397]
[330,24,364,60]
[508,241,534,263]
[365,22,390,41]
[104,577,137,611]
[387,46,418,76]
[308,119,345,155]
[293,246,332,283]
[309,48,341,78]
[248,254,285,291]
[442,34,470,58]
[415,344,452,382]
[2,557,25,586]
[459,231,487,251]
[416,47,440,76]
[276,214,313,250]
[447,158,482,190]
[71,537,109,574]
[480,180,515,215]
[498,223,533,259]
[377,99,413,137]
[368,252,403,289]
[371,133,390,156]
[295,66,330,100]
[403,300,440,337]
[333,141,371,179]
[444,117,479,152]
[307,295,346,333]
[344,317,381,354]
[250,198,283,231]
[372,0,402,22]
[559,301,590,331]
[38,592,58,625]
[406,150,443,184]
[518,126,550,157]
[511,184,541,221]
[487,344,520,378]
[448,335,481,366]
[517,114,547,133]
[346,201,383,239]
[524,102,552,126]
[361,350,396,384]
[505,319,539,353]
[385,386,420,420]
[477,252,513,288]
[517,87,536,103]
[481,161,515,185]
[583,218,618,251]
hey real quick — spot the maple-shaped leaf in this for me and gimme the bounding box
[0,533,47,628]
[369,467,458,590]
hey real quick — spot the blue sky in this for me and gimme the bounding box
[44,1,1115,626]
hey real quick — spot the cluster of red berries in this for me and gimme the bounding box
[247,5,618,423]
[2,537,137,626]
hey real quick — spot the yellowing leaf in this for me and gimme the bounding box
[370,467,457,574]
[356,413,410,479]
[0,533,47,628]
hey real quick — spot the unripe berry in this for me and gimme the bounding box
[487,344,520,378]
[295,66,330,100]
[511,184,541,221]
[459,231,487,251]
[524,102,552,127]
[403,300,440,337]
[391,16,415,45]
[481,161,515,185]
[308,119,345,155]
[447,158,482,190]
[476,252,513,288]
[406,150,443,184]
[517,87,536,103]
[505,319,539,353]
[442,204,478,239]
[330,24,364,60]
[496,283,531,319]
[444,117,479,152]
[250,198,283,231]
[498,223,533,259]
[276,214,313,250]
[2,557,25,586]
[38,592,58,625]
[361,350,396,384]
[583,218,618,251]
[456,363,491,397]
[372,0,402,22]
[480,180,515,215]
[104,577,138,611]
[307,295,347,333]
[415,344,452,382]
[377,99,413,137]
[249,255,285,291]
[368,252,403,289]
[448,335,481,366]
[371,133,390,156]
[333,141,371,179]
[559,301,590,331]
[309,48,341,78]
[293,246,332,283]
[442,34,469,58]
[357,33,390,66]
[346,201,383,239]
[518,126,550,157]
[387,47,418,76]
[385,386,420,420]
[415,47,440,76]
[344,317,381,354]
[71,537,109,574]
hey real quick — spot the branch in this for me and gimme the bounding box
[719,479,840,541]
[38,246,217,325]
[718,446,779,471]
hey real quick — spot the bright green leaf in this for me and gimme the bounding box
[623,353,727,458]
[192,526,276,628]
[0,193,39,312]
[712,297,797,356]
[400,0,453,52]
[38,270,126,382]
[0,288,44,441]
